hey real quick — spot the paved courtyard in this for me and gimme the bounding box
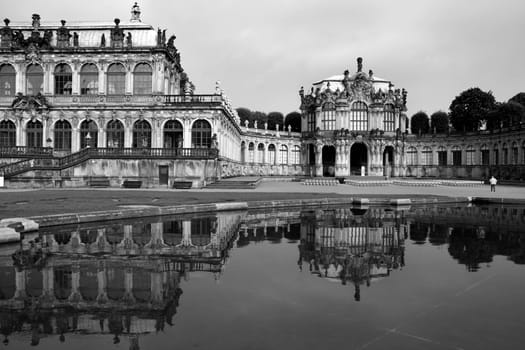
[1,180,524,219]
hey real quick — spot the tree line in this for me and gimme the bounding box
[236,108,302,132]
[237,88,525,135]
[411,89,525,135]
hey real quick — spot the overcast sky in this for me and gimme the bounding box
[6,0,525,116]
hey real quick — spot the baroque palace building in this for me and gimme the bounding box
[0,4,524,188]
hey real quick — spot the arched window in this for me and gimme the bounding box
[437,146,447,166]
[0,65,16,96]
[107,63,126,95]
[422,146,432,166]
[191,120,211,148]
[493,144,499,165]
[406,146,417,165]
[164,120,183,148]
[54,64,72,95]
[452,145,462,166]
[106,119,124,148]
[80,120,98,148]
[522,141,525,164]
[133,63,152,95]
[383,104,395,132]
[291,145,301,164]
[512,142,518,165]
[132,120,152,148]
[480,144,490,165]
[279,144,288,164]
[26,64,43,95]
[80,64,99,95]
[0,120,16,147]
[248,142,255,163]
[502,143,508,165]
[268,144,276,164]
[26,120,43,148]
[240,141,246,163]
[465,146,475,165]
[350,101,368,131]
[321,103,336,131]
[53,120,71,151]
[257,143,264,163]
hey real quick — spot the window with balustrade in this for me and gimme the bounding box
[383,104,395,132]
[54,64,72,95]
[107,63,126,95]
[191,120,211,148]
[53,120,72,151]
[321,103,336,131]
[465,146,475,165]
[133,120,152,148]
[80,120,98,148]
[26,64,43,95]
[0,120,16,147]
[257,143,264,163]
[452,146,462,166]
[164,120,183,148]
[248,143,255,163]
[437,146,447,166]
[0,64,15,96]
[279,144,288,164]
[106,119,124,148]
[26,120,43,148]
[133,63,152,95]
[80,64,99,95]
[291,145,301,164]
[422,146,433,165]
[406,146,417,165]
[350,101,368,131]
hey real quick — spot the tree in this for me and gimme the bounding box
[410,111,430,135]
[430,111,449,134]
[449,88,496,132]
[252,111,267,129]
[485,102,525,130]
[509,92,525,108]
[236,107,252,126]
[284,111,302,132]
[267,111,284,130]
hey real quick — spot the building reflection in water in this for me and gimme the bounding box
[406,205,525,270]
[0,212,243,349]
[297,207,406,301]
[1,204,524,347]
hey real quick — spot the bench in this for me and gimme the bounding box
[172,181,192,189]
[123,180,142,188]
[89,178,110,187]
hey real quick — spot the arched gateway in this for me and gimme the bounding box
[350,143,367,176]
[322,145,336,177]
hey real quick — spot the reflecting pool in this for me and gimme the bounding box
[1,204,524,349]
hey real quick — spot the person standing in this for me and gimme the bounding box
[489,176,497,192]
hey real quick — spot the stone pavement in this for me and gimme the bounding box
[1,180,524,220]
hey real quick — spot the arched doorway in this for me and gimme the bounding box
[350,143,367,176]
[383,146,394,177]
[308,144,316,176]
[322,145,336,177]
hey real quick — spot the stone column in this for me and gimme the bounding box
[68,264,82,302]
[315,144,323,177]
[72,66,80,95]
[96,263,108,303]
[181,220,192,246]
[41,266,55,300]
[150,272,163,304]
[123,268,135,303]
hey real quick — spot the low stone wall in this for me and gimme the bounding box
[219,160,306,178]
[5,158,219,189]
[405,165,525,181]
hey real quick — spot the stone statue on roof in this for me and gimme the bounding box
[131,2,141,22]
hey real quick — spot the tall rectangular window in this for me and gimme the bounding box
[452,150,462,166]
[383,104,395,132]
[321,110,336,130]
[438,150,447,166]
[307,111,316,132]
[481,150,490,165]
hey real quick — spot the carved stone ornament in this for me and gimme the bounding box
[11,93,49,111]
[110,18,125,48]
